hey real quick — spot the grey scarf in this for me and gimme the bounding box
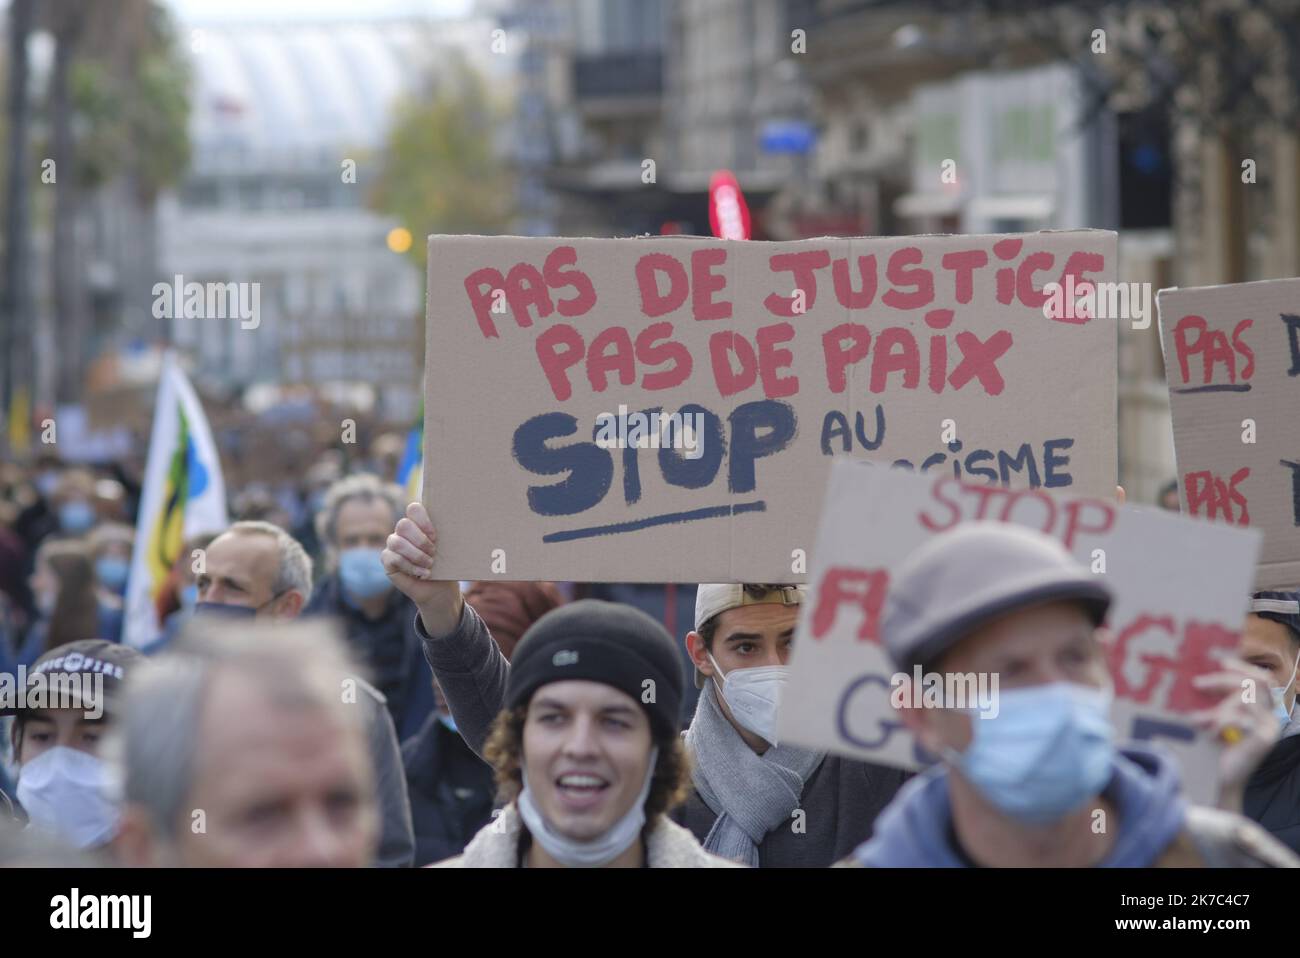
[684,682,826,866]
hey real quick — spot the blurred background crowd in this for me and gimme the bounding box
[4,0,1300,503]
[0,441,717,864]
[2,0,1299,865]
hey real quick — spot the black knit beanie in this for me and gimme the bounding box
[504,599,684,739]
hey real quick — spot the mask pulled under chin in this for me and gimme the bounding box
[515,746,659,867]
[17,746,121,849]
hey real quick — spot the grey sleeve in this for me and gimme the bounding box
[364,687,416,868]
[413,600,509,759]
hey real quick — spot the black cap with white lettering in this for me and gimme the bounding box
[1,639,144,717]
[503,599,684,739]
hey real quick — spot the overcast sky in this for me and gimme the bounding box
[163,0,476,24]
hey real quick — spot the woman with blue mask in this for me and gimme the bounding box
[846,522,1297,869]
[89,522,134,610]
[20,540,104,666]
[84,524,132,645]
[46,469,100,537]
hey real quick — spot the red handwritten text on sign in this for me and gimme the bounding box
[459,240,1107,404]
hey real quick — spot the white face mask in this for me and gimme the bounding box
[516,746,659,868]
[17,746,121,849]
[708,653,788,746]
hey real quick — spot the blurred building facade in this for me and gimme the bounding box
[498,0,810,237]
[158,14,490,423]
[790,2,1183,501]
[495,0,1162,498]
[7,0,1294,500]
[498,0,673,236]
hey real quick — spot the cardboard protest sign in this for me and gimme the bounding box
[777,460,1261,803]
[1159,279,1300,590]
[424,231,1116,581]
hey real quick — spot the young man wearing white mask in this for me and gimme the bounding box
[681,583,909,865]
[845,522,1296,868]
[2,639,142,853]
[381,503,908,867]
[434,599,735,867]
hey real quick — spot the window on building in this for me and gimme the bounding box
[1118,110,1173,230]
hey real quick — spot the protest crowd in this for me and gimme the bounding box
[1,430,1298,870]
[5,0,1300,886]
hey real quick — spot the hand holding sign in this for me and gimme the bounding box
[1159,277,1300,588]
[779,461,1262,805]
[425,231,1116,582]
[1188,657,1278,811]
[382,502,464,637]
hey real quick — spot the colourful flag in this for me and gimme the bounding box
[5,385,31,455]
[123,353,228,648]
[397,401,423,503]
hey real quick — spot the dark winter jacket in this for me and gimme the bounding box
[305,575,436,741]
[401,711,496,867]
[358,678,417,868]
[1244,733,1300,854]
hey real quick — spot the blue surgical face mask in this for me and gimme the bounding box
[58,500,96,534]
[338,547,392,601]
[1270,649,1300,728]
[944,682,1115,825]
[95,556,130,594]
[193,601,258,620]
[179,584,199,613]
[194,590,287,621]
[35,471,61,498]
